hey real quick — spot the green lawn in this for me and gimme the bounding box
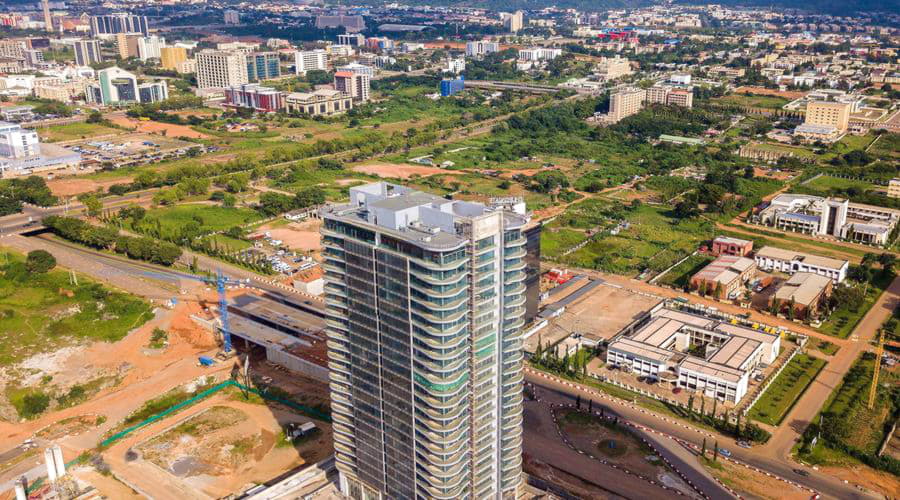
[712,93,789,110]
[802,175,880,194]
[562,204,714,276]
[39,122,121,142]
[656,253,714,289]
[818,272,893,339]
[541,228,588,259]
[137,204,262,237]
[748,353,827,426]
[0,249,153,367]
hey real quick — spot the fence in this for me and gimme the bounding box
[99,379,330,449]
[737,346,800,416]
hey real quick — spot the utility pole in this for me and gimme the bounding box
[868,328,885,409]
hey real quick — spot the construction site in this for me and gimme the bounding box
[0,234,334,500]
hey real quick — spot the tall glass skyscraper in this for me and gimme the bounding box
[321,183,529,499]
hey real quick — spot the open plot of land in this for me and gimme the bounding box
[38,122,122,143]
[136,204,262,236]
[351,162,458,179]
[818,272,893,338]
[698,455,809,500]
[256,218,323,253]
[747,353,826,426]
[712,93,790,110]
[46,176,135,197]
[114,392,331,499]
[656,253,714,289]
[0,248,152,370]
[109,116,211,139]
[802,175,882,195]
[542,283,662,348]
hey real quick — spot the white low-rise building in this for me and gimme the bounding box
[606,307,780,403]
[754,246,849,284]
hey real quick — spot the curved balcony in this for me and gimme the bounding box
[416,475,469,500]
[501,392,524,409]
[503,246,527,260]
[504,259,527,273]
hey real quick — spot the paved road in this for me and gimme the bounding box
[0,190,156,236]
[526,369,876,500]
[524,396,689,499]
[529,384,727,499]
[766,274,900,460]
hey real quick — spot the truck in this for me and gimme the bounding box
[285,422,317,440]
[198,356,215,367]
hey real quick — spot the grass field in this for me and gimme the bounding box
[747,353,826,426]
[541,228,589,259]
[137,204,262,236]
[656,253,714,289]
[39,122,122,142]
[814,354,898,455]
[562,204,713,276]
[833,133,877,153]
[818,272,893,338]
[802,175,881,194]
[713,93,790,110]
[0,249,153,367]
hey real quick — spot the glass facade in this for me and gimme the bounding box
[323,185,527,500]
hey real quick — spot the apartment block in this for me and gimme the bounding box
[321,182,529,498]
[137,35,165,61]
[160,46,187,71]
[90,14,148,36]
[247,52,280,81]
[294,49,328,75]
[607,87,645,123]
[595,56,633,80]
[73,39,102,66]
[466,40,500,57]
[196,50,249,89]
[333,71,370,102]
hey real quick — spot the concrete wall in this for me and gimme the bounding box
[266,346,328,382]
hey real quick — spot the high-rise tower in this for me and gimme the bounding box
[321,182,528,499]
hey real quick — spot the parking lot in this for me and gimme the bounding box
[63,132,204,169]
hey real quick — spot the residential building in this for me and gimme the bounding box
[224,84,283,113]
[90,14,149,36]
[34,79,88,102]
[607,307,780,403]
[754,246,849,284]
[73,39,102,66]
[196,50,249,89]
[176,59,196,74]
[466,40,500,57]
[711,236,753,257]
[217,41,258,53]
[335,62,374,78]
[445,57,465,74]
[606,87,645,123]
[690,255,756,299]
[756,193,900,247]
[595,56,633,80]
[285,89,352,116]
[0,40,26,60]
[647,85,694,108]
[0,106,34,122]
[0,122,39,158]
[770,272,833,320]
[502,10,524,33]
[160,46,187,71]
[321,182,529,498]
[440,77,465,97]
[247,52,280,81]
[889,178,900,199]
[137,35,165,61]
[138,81,168,103]
[337,33,365,47]
[517,47,562,61]
[333,71,370,102]
[294,49,328,75]
[223,10,240,25]
[667,89,694,108]
[115,32,141,59]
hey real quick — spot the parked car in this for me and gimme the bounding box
[793,469,810,477]
[717,448,732,458]
[672,387,682,394]
[736,441,751,449]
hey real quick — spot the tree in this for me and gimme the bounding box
[25,250,56,273]
[20,391,50,419]
[80,195,102,217]
[86,111,104,124]
[701,437,707,457]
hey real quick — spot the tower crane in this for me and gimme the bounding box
[868,328,886,410]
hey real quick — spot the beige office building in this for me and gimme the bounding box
[608,87,645,122]
[160,46,187,71]
[115,32,141,59]
[888,179,900,199]
[596,56,633,80]
[805,101,850,132]
[196,50,248,89]
[285,89,353,116]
